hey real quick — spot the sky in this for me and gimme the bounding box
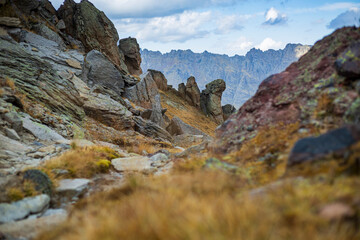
[51,0,360,56]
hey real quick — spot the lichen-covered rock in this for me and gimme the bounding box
[148,69,168,91]
[119,37,142,76]
[335,41,360,79]
[57,0,127,72]
[200,79,226,124]
[0,36,85,122]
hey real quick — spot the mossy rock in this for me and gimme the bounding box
[22,169,52,196]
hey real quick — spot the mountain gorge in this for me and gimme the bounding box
[141,44,310,107]
[0,0,360,240]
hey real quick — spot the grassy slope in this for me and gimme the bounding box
[160,89,218,137]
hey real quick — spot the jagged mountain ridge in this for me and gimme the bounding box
[141,44,310,107]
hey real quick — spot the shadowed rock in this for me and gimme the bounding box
[119,37,142,76]
[185,76,201,108]
[134,116,173,142]
[288,125,360,166]
[166,117,208,137]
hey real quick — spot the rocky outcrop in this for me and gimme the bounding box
[148,69,168,91]
[222,104,236,121]
[119,37,142,76]
[214,27,360,153]
[57,0,127,72]
[178,83,186,99]
[200,79,226,124]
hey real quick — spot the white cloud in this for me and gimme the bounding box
[51,0,238,18]
[225,37,253,55]
[328,8,360,29]
[263,7,287,25]
[215,14,250,34]
[319,2,360,11]
[256,38,284,51]
[115,11,212,42]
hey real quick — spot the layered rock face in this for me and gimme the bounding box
[57,0,128,72]
[200,79,226,124]
[214,27,360,153]
[119,37,142,76]
[177,76,201,108]
[141,44,311,107]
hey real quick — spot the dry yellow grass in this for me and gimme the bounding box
[36,171,360,240]
[160,90,218,137]
[40,145,122,179]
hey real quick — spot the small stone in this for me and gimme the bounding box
[31,47,39,52]
[27,151,48,158]
[319,203,354,221]
[38,145,56,154]
[65,58,82,69]
[54,179,90,207]
[51,169,69,177]
[150,153,168,168]
[4,128,20,141]
[56,19,66,30]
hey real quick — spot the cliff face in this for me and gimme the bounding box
[141,44,310,107]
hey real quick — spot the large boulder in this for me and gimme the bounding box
[82,50,126,95]
[288,125,360,166]
[185,76,201,108]
[57,0,127,72]
[118,37,142,76]
[200,79,226,124]
[178,83,186,99]
[149,95,165,128]
[148,69,168,91]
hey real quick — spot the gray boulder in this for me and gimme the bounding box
[54,178,90,207]
[150,95,165,128]
[0,194,50,223]
[4,128,20,141]
[112,156,152,172]
[3,112,22,133]
[82,50,126,96]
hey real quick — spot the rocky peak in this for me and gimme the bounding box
[57,0,128,73]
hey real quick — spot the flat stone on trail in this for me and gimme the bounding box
[0,194,50,223]
[112,156,152,172]
[56,179,90,195]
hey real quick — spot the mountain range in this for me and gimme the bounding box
[141,44,310,107]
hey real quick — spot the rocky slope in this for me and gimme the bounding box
[141,44,310,107]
